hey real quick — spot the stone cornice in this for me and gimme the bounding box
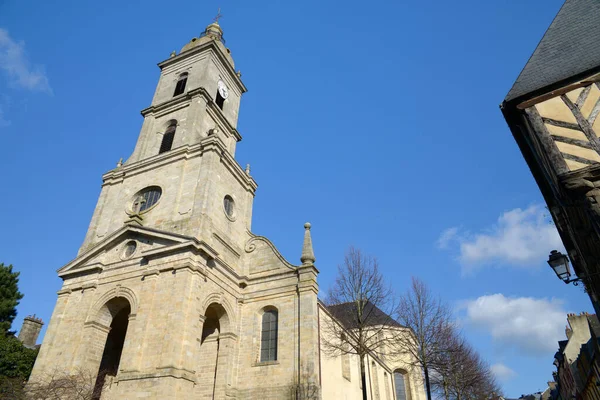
[142,240,219,261]
[200,137,258,192]
[157,40,247,94]
[60,265,103,279]
[117,367,197,384]
[83,320,111,334]
[102,139,257,193]
[58,225,198,275]
[139,87,242,143]
[204,97,242,142]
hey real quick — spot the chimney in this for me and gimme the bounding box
[565,325,573,339]
[18,315,43,349]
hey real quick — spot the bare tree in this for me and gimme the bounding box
[291,366,321,400]
[431,331,480,400]
[0,376,26,400]
[431,329,501,400]
[465,358,501,400]
[322,246,397,400]
[393,277,454,400]
[26,368,99,400]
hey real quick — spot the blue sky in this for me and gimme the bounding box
[0,0,593,397]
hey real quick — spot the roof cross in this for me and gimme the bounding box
[213,8,223,23]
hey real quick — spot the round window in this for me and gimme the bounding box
[122,241,137,259]
[132,186,162,213]
[223,195,235,219]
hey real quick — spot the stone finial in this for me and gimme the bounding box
[170,50,176,58]
[300,222,315,266]
[245,164,251,175]
[236,70,242,78]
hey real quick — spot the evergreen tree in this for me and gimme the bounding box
[0,264,24,335]
[0,334,38,400]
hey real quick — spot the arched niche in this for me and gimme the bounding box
[89,296,133,399]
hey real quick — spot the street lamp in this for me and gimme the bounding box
[547,250,591,286]
[547,250,572,282]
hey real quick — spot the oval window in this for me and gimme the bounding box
[223,195,235,218]
[132,186,162,213]
[122,241,137,259]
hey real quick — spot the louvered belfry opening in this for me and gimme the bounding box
[215,90,225,110]
[173,73,188,96]
[159,122,177,154]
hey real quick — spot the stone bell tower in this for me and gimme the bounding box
[29,17,321,400]
[78,18,254,260]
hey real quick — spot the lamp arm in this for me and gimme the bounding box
[565,270,600,285]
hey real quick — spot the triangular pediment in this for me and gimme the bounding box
[58,225,218,278]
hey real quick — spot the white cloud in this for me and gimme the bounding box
[438,204,563,271]
[437,227,458,249]
[462,294,566,356]
[0,28,51,93]
[490,363,517,381]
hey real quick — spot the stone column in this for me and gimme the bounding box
[130,268,159,372]
[214,332,238,399]
[196,332,219,399]
[28,290,71,382]
[82,320,111,373]
[297,265,321,395]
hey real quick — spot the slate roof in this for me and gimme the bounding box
[326,301,403,330]
[587,314,600,337]
[505,0,600,102]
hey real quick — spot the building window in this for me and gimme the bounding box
[394,370,410,400]
[372,362,380,400]
[260,309,278,362]
[215,90,225,110]
[122,241,137,259]
[133,186,162,213]
[341,333,351,381]
[159,122,177,154]
[173,73,188,96]
[223,195,235,219]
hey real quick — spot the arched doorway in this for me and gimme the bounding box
[92,297,131,399]
[197,303,230,399]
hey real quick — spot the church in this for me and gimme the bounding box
[28,18,425,400]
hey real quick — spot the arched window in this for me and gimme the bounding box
[159,122,176,154]
[173,72,188,96]
[341,333,351,381]
[394,370,410,400]
[371,361,380,400]
[260,309,278,362]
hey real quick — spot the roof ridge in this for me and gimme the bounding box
[504,0,600,102]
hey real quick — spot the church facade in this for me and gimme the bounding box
[29,20,424,400]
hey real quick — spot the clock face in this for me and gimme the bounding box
[218,80,229,99]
